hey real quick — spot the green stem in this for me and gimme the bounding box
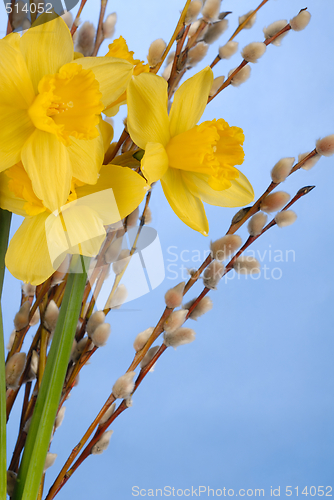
[0,209,12,298]
[13,255,89,500]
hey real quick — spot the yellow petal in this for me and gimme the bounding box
[161,168,209,235]
[76,165,148,223]
[0,38,35,107]
[0,107,34,172]
[20,15,74,94]
[0,172,27,217]
[169,67,213,137]
[99,118,114,153]
[70,57,133,108]
[45,206,105,269]
[141,143,169,184]
[67,134,104,185]
[127,73,170,149]
[183,171,254,207]
[5,213,56,285]
[21,130,72,212]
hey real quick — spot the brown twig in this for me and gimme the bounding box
[91,0,108,57]
[71,0,88,37]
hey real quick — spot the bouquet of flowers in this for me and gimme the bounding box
[0,1,333,499]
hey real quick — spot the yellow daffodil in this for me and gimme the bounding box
[0,15,135,213]
[127,67,254,235]
[0,163,148,285]
[104,36,149,117]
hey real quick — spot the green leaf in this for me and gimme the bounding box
[13,255,89,500]
[0,208,12,500]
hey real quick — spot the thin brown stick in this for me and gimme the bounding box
[71,0,88,36]
[91,0,108,57]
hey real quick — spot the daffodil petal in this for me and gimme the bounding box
[183,171,254,207]
[0,107,34,172]
[169,67,213,137]
[0,38,35,107]
[20,15,74,94]
[141,143,169,184]
[161,168,209,235]
[5,213,56,285]
[70,57,133,108]
[67,134,104,185]
[0,173,27,217]
[127,73,170,149]
[99,118,114,153]
[76,165,148,223]
[21,130,72,212]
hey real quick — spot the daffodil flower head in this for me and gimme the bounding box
[0,14,134,213]
[127,67,254,235]
[0,162,148,285]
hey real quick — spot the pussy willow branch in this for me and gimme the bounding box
[209,23,292,93]
[71,0,88,36]
[92,0,108,57]
[51,185,314,490]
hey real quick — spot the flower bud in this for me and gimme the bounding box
[126,207,139,228]
[229,65,251,86]
[241,42,266,63]
[43,453,57,473]
[143,206,152,224]
[55,406,66,430]
[316,135,334,157]
[290,10,311,31]
[61,10,73,29]
[298,152,320,171]
[44,300,59,333]
[275,210,297,228]
[11,1,27,28]
[75,21,96,56]
[209,76,225,97]
[187,41,209,67]
[27,350,39,381]
[263,20,288,46]
[112,372,136,399]
[247,212,267,237]
[7,471,17,497]
[91,430,113,455]
[105,237,123,264]
[87,310,105,336]
[271,157,294,183]
[219,41,238,59]
[106,284,128,309]
[260,191,290,213]
[202,0,221,21]
[204,19,228,44]
[29,307,40,327]
[203,261,224,290]
[210,235,242,261]
[6,352,26,389]
[71,338,93,363]
[188,19,201,38]
[239,10,256,29]
[147,38,166,67]
[91,323,111,347]
[133,327,154,352]
[23,416,32,433]
[140,345,160,370]
[162,61,173,81]
[165,282,185,308]
[163,327,196,349]
[14,301,30,331]
[99,403,116,425]
[185,1,203,24]
[51,255,70,286]
[103,12,117,39]
[112,249,131,275]
[232,256,261,274]
[164,309,188,334]
[183,296,213,320]
[22,283,35,297]
[7,330,16,351]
